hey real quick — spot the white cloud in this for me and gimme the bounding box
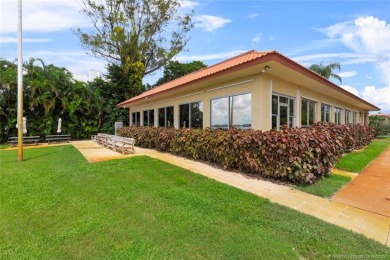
[194,15,231,32]
[340,84,360,97]
[292,52,377,67]
[251,34,262,43]
[180,0,199,8]
[338,70,357,78]
[0,0,91,34]
[174,49,248,63]
[320,16,390,85]
[0,36,52,43]
[268,35,276,41]
[21,50,107,76]
[248,13,259,19]
[340,84,390,112]
[323,16,390,54]
[362,85,390,111]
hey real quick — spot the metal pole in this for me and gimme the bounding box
[17,0,23,161]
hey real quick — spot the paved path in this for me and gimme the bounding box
[332,147,390,217]
[70,140,390,246]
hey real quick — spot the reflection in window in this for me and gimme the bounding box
[158,106,174,127]
[353,111,358,124]
[143,109,154,127]
[179,102,203,128]
[321,104,330,122]
[211,93,251,129]
[271,93,295,130]
[131,111,140,126]
[335,107,342,124]
[301,99,316,127]
[345,110,350,124]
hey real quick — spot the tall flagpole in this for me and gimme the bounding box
[17,0,23,161]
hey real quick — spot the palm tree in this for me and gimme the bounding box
[309,62,342,84]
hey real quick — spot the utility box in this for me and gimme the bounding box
[115,122,123,136]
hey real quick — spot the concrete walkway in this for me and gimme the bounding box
[332,147,390,217]
[70,140,390,246]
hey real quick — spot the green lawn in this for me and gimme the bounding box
[335,139,390,173]
[0,144,9,149]
[295,174,351,198]
[0,146,388,259]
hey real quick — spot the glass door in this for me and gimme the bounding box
[279,104,288,127]
[271,93,295,131]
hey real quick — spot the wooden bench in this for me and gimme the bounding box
[7,136,40,147]
[113,137,135,155]
[92,133,135,155]
[45,134,71,144]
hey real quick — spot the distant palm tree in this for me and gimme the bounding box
[309,62,342,84]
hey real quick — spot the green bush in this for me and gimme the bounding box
[369,115,390,136]
[118,123,375,183]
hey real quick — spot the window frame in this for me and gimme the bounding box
[301,98,316,127]
[179,101,203,129]
[321,103,331,122]
[271,92,295,130]
[143,109,154,127]
[210,92,252,129]
[158,106,174,127]
[335,107,342,125]
[131,111,141,126]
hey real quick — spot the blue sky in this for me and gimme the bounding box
[1,0,389,113]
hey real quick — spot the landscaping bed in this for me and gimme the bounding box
[118,123,375,183]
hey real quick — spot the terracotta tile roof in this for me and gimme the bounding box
[117,50,277,107]
[117,49,380,111]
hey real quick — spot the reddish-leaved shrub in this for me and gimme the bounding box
[117,123,375,183]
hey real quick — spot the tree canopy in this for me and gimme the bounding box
[154,60,207,86]
[75,0,194,78]
[309,62,342,84]
[0,58,103,142]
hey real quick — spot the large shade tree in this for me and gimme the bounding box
[75,0,194,79]
[309,62,342,84]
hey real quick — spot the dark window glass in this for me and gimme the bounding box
[143,111,148,126]
[132,112,140,126]
[301,99,315,126]
[321,104,330,122]
[149,110,154,126]
[143,109,154,127]
[166,106,174,127]
[158,108,165,127]
[179,104,190,128]
[191,102,203,129]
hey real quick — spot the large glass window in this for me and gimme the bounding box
[321,104,330,122]
[131,111,140,126]
[158,106,174,127]
[179,101,203,128]
[335,107,342,124]
[301,99,316,127]
[211,93,251,129]
[271,93,295,130]
[345,110,350,124]
[353,111,358,124]
[143,109,154,127]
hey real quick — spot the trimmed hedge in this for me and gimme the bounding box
[118,122,375,183]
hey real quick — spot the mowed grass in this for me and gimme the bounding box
[295,174,351,198]
[335,138,390,173]
[0,146,388,259]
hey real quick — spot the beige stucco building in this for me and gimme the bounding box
[118,50,380,131]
